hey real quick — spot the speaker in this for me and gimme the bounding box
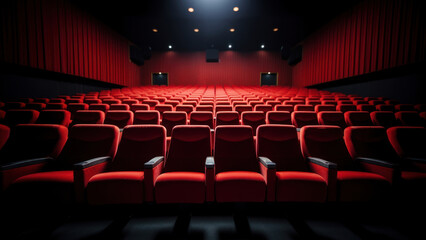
[206,49,219,62]
[130,45,144,66]
[288,45,302,66]
[281,43,290,60]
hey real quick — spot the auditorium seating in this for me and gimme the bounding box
[291,111,318,128]
[0,124,10,151]
[344,111,374,126]
[317,111,347,129]
[89,103,110,113]
[395,111,424,126]
[241,111,266,135]
[70,110,105,126]
[134,110,160,125]
[3,109,39,128]
[161,111,187,136]
[216,111,240,126]
[36,110,71,127]
[370,111,397,129]
[104,110,134,128]
[266,111,291,125]
[67,103,89,119]
[190,111,214,129]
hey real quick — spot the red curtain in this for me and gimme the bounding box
[292,0,426,87]
[0,0,142,87]
[141,51,292,86]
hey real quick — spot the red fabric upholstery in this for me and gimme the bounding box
[155,104,173,118]
[0,124,10,151]
[109,104,130,111]
[215,171,266,202]
[357,104,376,113]
[103,99,121,105]
[190,111,214,129]
[26,103,46,111]
[46,103,67,110]
[89,103,110,113]
[4,109,39,127]
[104,110,134,128]
[130,104,150,112]
[275,171,326,202]
[315,105,336,113]
[291,111,318,128]
[266,111,291,125]
[275,105,294,112]
[67,103,89,119]
[318,111,347,129]
[195,105,213,112]
[4,102,26,110]
[387,126,426,159]
[395,104,415,111]
[336,104,357,113]
[176,105,194,114]
[395,111,423,126]
[155,172,205,203]
[254,104,273,114]
[370,111,397,129]
[36,110,71,127]
[337,171,390,202]
[70,110,105,126]
[241,111,265,135]
[376,104,395,112]
[344,111,374,126]
[216,111,240,126]
[234,105,253,117]
[134,110,160,125]
[294,105,314,111]
[161,111,187,136]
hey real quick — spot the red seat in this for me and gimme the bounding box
[134,110,160,125]
[315,105,336,113]
[291,111,318,128]
[87,125,166,205]
[370,111,397,129]
[357,104,376,113]
[148,125,212,203]
[241,111,265,135]
[275,105,294,112]
[266,111,291,125]
[104,110,134,128]
[26,103,46,111]
[214,126,271,202]
[254,104,273,114]
[395,111,423,126]
[89,103,110,113]
[0,124,10,151]
[109,104,130,111]
[4,110,39,128]
[215,105,233,113]
[84,99,102,105]
[46,103,67,110]
[344,111,373,126]
[8,124,120,204]
[70,110,105,127]
[161,111,187,136]
[4,102,26,110]
[155,104,173,118]
[143,100,160,109]
[317,111,346,129]
[36,110,71,127]
[294,104,314,112]
[195,105,213,112]
[0,124,68,191]
[257,125,327,202]
[122,99,139,106]
[102,99,121,105]
[130,104,150,112]
[67,103,89,119]
[234,105,253,117]
[336,104,357,113]
[176,105,194,114]
[216,111,240,126]
[190,111,214,129]
[395,104,415,112]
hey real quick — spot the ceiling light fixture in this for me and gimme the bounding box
[194,28,199,32]
[228,44,232,49]
[168,45,172,49]
[273,28,279,32]
[229,28,235,32]
[152,29,158,32]
[188,7,194,13]
[261,44,265,49]
[233,7,239,12]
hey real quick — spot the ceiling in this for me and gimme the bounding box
[74,0,361,53]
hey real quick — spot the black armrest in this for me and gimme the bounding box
[73,156,111,170]
[356,157,398,168]
[307,157,337,169]
[405,157,426,164]
[206,156,215,169]
[259,156,276,169]
[144,156,164,169]
[1,157,53,170]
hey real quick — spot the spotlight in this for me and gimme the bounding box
[194,28,199,32]
[188,8,194,13]
[261,44,265,49]
[168,45,172,49]
[273,28,279,32]
[229,28,235,32]
[233,7,239,12]
[228,44,232,49]
[152,29,158,32]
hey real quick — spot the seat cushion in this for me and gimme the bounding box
[215,171,266,202]
[155,172,205,204]
[87,171,144,205]
[11,171,74,204]
[275,171,327,202]
[337,171,390,202]
[401,171,426,181]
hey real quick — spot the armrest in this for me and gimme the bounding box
[1,157,52,191]
[73,156,111,170]
[356,157,400,184]
[307,157,337,201]
[73,156,112,204]
[144,156,165,202]
[205,156,215,202]
[406,157,426,163]
[406,157,426,172]
[258,156,276,202]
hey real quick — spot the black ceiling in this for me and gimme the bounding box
[73,0,361,52]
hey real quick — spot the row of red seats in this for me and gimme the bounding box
[1,123,425,205]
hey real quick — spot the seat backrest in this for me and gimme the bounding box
[315,104,336,113]
[70,110,105,127]
[336,104,357,113]
[164,125,211,173]
[216,111,240,126]
[215,105,233,113]
[0,124,67,162]
[134,110,160,125]
[36,110,71,127]
[26,103,46,111]
[103,99,121,105]
[395,111,423,126]
[130,104,150,112]
[0,124,10,151]
[376,104,395,112]
[370,111,397,129]
[104,110,134,128]
[317,111,346,129]
[4,102,26,110]
[357,104,376,113]
[143,100,160,108]
[395,104,415,112]
[161,111,187,136]
[387,126,426,159]
[214,126,259,173]
[155,104,173,118]
[266,111,291,125]
[122,99,139,106]
[254,104,273,114]
[344,111,373,126]
[46,103,67,110]
[89,103,110,113]
[176,105,194,114]
[291,111,318,128]
[241,111,265,135]
[109,104,130,111]
[294,104,314,112]
[4,109,39,127]
[190,111,214,129]
[67,103,89,119]
[257,125,307,171]
[234,105,252,117]
[110,125,166,171]
[57,124,119,168]
[275,105,294,112]
[344,126,399,162]
[195,105,213,112]
[301,125,355,170]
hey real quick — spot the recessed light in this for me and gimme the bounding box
[168,45,172,49]
[233,7,239,12]
[152,28,158,32]
[229,28,235,32]
[194,28,199,32]
[273,28,279,32]
[228,44,232,49]
[267,72,271,74]
[159,72,162,75]
[261,44,265,49]
[188,7,194,13]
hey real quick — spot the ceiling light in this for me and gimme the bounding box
[228,44,232,49]
[194,28,199,32]
[273,28,279,32]
[229,28,235,32]
[261,44,265,49]
[267,72,271,74]
[168,45,172,49]
[233,7,239,12]
[188,7,194,13]
[152,29,158,32]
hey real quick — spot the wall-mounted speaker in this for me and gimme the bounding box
[129,45,144,66]
[206,49,219,62]
[288,45,302,66]
[281,43,290,60]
